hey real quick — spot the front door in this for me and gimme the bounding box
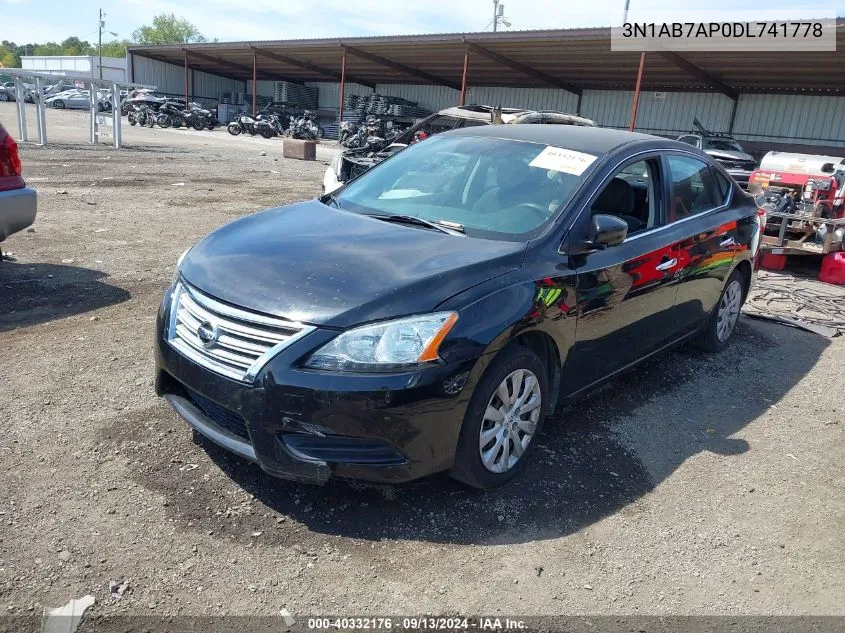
[565,156,684,392]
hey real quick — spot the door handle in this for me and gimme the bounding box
[655,257,678,272]
[720,236,735,247]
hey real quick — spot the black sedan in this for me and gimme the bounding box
[155,125,763,489]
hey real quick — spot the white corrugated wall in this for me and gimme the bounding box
[466,86,579,113]
[581,90,735,135]
[305,82,374,109]
[132,55,244,103]
[733,94,845,147]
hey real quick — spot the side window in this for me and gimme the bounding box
[711,167,732,201]
[666,155,723,222]
[591,159,660,236]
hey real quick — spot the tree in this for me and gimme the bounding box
[60,37,94,56]
[0,45,20,68]
[132,14,206,45]
[33,42,64,56]
[100,39,133,58]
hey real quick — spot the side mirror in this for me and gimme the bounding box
[569,214,628,255]
[590,214,628,248]
[821,162,835,174]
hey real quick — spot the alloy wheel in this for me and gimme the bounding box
[479,369,542,474]
[716,279,742,343]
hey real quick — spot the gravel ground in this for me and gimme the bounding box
[1,103,843,620]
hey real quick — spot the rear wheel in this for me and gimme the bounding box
[693,269,745,352]
[451,344,548,489]
[53,100,65,109]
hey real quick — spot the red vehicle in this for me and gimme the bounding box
[750,151,845,219]
[0,122,37,253]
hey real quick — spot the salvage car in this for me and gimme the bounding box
[324,105,596,194]
[0,122,37,252]
[156,125,762,489]
[678,120,756,188]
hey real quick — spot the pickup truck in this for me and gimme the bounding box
[0,122,37,253]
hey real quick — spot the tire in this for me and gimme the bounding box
[191,118,205,131]
[53,100,65,109]
[259,127,275,139]
[0,93,8,102]
[157,115,172,129]
[128,112,137,126]
[227,123,242,136]
[450,344,549,489]
[692,269,746,353]
[145,115,155,128]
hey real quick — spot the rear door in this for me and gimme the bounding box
[663,153,741,335]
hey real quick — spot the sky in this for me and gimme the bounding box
[0,0,839,45]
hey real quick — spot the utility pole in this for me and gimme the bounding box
[98,8,104,80]
[491,1,510,32]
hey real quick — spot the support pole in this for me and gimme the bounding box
[252,49,257,117]
[628,52,646,132]
[112,83,121,148]
[338,49,347,134]
[184,50,189,107]
[34,77,46,145]
[728,96,739,133]
[459,45,470,106]
[89,81,98,144]
[14,78,28,142]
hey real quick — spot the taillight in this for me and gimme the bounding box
[1,133,22,177]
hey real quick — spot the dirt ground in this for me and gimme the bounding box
[1,103,844,620]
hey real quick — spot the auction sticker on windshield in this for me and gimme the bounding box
[529,146,597,176]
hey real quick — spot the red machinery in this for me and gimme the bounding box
[751,151,845,219]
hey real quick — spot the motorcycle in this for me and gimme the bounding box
[128,104,154,127]
[155,100,187,128]
[227,111,256,136]
[339,121,359,145]
[255,113,286,139]
[286,110,324,141]
[183,102,217,131]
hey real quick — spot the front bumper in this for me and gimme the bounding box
[154,288,481,485]
[0,186,37,242]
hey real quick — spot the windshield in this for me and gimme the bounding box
[334,135,596,240]
[704,138,744,152]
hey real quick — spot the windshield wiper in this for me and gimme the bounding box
[366,214,464,235]
[323,193,342,209]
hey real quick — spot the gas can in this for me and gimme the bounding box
[818,252,845,285]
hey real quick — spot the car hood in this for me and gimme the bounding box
[179,200,526,328]
[706,149,755,163]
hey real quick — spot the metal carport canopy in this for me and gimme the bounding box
[128,21,845,96]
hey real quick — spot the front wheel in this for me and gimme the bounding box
[451,344,548,489]
[191,118,205,131]
[692,269,745,352]
[227,123,242,136]
[157,115,172,128]
[53,100,65,109]
[259,127,275,139]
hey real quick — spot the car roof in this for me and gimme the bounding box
[446,124,661,155]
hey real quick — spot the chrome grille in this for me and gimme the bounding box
[166,282,314,382]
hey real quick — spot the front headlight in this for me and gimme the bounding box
[304,312,458,372]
